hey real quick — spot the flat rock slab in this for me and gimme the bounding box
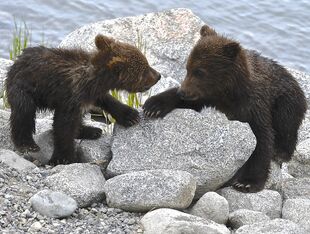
[104,170,196,212]
[282,177,310,200]
[30,189,78,218]
[228,209,270,230]
[0,149,36,171]
[218,188,282,219]
[46,163,106,207]
[235,218,307,234]
[282,198,310,232]
[141,208,230,234]
[108,109,256,198]
[189,192,229,225]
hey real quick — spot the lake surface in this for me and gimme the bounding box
[0,0,309,72]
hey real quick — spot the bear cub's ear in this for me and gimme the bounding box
[95,34,115,51]
[200,25,217,37]
[223,42,241,59]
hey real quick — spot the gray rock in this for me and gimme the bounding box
[30,128,111,165]
[0,149,36,171]
[141,208,230,234]
[282,198,310,232]
[228,209,270,229]
[104,170,196,212]
[46,163,106,207]
[283,177,310,199]
[30,189,78,218]
[235,218,306,234]
[189,192,229,225]
[108,109,256,197]
[0,58,13,95]
[288,139,310,178]
[59,8,204,91]
[218,188,282,219]
[76,134,112,164]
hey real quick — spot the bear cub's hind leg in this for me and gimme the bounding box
[9,90,40,153]
[49,108,81,165]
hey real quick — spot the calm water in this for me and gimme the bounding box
[0,0,309,72]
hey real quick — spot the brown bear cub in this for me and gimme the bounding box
[6,34,161,165]
[143,25,307,193]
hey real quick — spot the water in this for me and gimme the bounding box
[0,0,309,72]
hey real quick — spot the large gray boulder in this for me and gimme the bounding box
[59,8,204,93]
[218,188,282,219]
[104,170,196,212]
[189,192,229,225]
[46,163,106,207]
[235,218,307,234]
[108,109,256,197]
[282,177,310,200]
[141,208,230,234]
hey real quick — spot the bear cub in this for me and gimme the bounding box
[6,34,160,165]
[143,25,307,193]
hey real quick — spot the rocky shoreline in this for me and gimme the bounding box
[1,8,310,234]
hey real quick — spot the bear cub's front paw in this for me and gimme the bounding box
[115,106,140,127]
[143,96,175,118]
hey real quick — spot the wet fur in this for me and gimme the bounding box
[6,35,160,165]
[143,25,307,193]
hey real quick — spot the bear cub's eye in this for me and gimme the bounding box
[193,69,206,78]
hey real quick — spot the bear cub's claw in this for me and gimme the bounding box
[116,106,140,127]
[143,96,175,119]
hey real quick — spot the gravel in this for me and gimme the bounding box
[0,163,143,233]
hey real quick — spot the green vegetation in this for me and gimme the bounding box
[9,20,31,61]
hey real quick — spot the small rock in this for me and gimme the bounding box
[264,161,282,191]
[46,163,106,207]
[0,149,37,171]
[228,209,270,229]
[218,188,282,219]
[235,218,307,234]
[29,221,42,231]
[30,189,78,218]
[283,177,310,199]
[104,170,196,212]
[282,198,310,232]
[141,208,230,234]
[189,192,229,224]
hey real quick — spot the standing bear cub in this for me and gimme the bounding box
[6,34,160,165]
[143,25,307,193]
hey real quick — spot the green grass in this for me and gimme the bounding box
[9,20,31,61]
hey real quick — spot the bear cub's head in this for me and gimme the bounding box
[178,25,249,102]
[92,34,161,93]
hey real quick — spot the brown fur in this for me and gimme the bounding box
[143,25,307,193]
[6,34,160,165]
